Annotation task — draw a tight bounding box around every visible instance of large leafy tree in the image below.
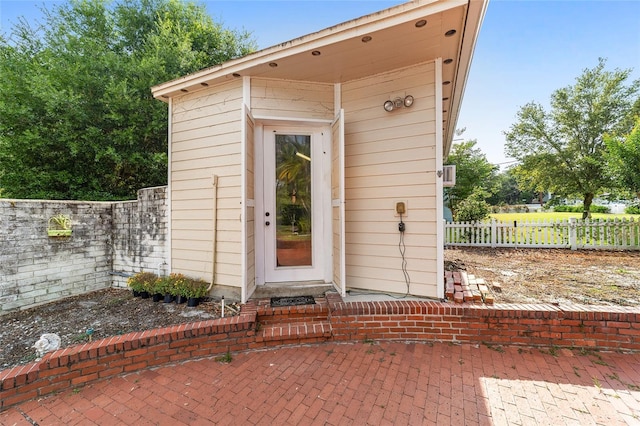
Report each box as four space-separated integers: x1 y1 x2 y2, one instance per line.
486 168 535 206
605 117 640 200
445 139 498 213
0 0 256 200
504 59 639 219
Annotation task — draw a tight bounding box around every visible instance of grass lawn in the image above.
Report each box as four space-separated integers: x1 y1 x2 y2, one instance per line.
490 212 640 222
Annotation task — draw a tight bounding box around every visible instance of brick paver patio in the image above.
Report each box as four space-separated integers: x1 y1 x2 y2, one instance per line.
1 341 639 425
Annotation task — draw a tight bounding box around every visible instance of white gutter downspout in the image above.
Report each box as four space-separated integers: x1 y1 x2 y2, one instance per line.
207 174 218 292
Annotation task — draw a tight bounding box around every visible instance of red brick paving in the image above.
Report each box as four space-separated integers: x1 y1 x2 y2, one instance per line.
1 342 639 425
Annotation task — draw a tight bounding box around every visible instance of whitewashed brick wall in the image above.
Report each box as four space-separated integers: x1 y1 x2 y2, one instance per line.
111 186 168 288
0 187 168 314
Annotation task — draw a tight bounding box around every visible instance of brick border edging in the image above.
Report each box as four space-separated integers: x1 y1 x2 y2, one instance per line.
2 295 639 412
326 293 640 350
0 312 257 411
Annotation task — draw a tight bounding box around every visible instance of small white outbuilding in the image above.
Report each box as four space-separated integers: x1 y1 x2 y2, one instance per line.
152 0 488 302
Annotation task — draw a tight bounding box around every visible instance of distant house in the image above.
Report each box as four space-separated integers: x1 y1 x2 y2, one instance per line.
151 0 488 302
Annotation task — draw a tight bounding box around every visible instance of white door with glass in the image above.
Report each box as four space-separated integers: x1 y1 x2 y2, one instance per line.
262 127 329 283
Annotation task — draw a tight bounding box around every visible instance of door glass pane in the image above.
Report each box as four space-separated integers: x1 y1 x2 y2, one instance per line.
275 134 312 267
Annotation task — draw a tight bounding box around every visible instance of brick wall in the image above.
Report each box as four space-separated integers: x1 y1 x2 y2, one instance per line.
325 294 640 350
0 187 168 313
1 295 638 412
111 187 168 288
0 311 257 412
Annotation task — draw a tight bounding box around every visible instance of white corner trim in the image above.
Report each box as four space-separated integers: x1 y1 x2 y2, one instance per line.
435 58 444 300
167 98 173 273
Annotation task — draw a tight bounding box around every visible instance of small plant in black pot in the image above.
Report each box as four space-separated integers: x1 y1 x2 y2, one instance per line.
127 272 157 299
149 278 164 302
155 276 175 303
183 277 209 307
170 273 190 304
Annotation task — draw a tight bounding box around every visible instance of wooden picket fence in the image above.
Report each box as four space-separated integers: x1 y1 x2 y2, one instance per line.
445 218 640 250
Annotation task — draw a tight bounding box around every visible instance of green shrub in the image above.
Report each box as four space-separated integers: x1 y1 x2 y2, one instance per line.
167 273 189 296
154 276 173 295
625 203 640 214
182 278 210 299
454 188 490 222
127 272 158 292
590 205 610 213
553 204 610 214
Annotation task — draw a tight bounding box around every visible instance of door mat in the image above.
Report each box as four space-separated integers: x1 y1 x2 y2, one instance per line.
270 295 316 307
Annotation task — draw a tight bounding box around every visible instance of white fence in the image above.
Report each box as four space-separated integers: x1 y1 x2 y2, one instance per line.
445 218 640 250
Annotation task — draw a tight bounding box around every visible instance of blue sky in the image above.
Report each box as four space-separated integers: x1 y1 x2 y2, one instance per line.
1 0 639 167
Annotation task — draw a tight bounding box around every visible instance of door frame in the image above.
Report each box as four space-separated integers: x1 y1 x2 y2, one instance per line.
255 122 332 285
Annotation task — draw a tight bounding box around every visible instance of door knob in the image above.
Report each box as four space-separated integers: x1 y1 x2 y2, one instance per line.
265 212 270 216
265 221 270 226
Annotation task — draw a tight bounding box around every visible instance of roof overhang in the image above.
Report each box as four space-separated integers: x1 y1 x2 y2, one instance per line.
151 0 488 152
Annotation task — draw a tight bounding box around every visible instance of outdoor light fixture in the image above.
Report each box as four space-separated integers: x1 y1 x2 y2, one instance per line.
403 95 414 107
383 95 415 112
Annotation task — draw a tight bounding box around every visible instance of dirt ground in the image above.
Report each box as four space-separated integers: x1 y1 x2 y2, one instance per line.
445 247 640 306
0 288 238 371
2 248 639 371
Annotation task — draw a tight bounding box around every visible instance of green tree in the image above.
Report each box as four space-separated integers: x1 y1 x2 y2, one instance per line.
445 139 497 213
486 168 535 206
605 117 640 200
0 0 256 200
454 187 490 222
504 58 640 219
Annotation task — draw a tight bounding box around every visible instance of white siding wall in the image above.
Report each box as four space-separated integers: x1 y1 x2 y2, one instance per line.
331 113 343 288
251 78 334 120
342 62 438 297
170 81 244 289
245 110 256 299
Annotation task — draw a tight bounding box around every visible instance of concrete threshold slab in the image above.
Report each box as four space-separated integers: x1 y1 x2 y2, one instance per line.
251 282 334 299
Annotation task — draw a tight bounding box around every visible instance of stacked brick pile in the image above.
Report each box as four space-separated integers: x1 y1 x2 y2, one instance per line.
444 271 495 305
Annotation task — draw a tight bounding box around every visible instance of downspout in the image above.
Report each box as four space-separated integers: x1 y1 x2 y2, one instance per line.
207 174 218 292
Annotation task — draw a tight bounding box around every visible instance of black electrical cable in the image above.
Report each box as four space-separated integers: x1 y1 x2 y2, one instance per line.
398 213 410 296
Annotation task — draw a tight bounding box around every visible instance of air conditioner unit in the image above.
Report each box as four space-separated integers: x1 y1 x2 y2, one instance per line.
442 165 456 187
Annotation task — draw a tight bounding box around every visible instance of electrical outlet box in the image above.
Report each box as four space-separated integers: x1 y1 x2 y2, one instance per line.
395 200 408 217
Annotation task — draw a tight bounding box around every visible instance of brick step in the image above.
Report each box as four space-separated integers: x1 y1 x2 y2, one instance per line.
258 321 332 345
255 298 329 325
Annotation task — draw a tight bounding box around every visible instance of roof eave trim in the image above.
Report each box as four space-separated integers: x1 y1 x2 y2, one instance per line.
151 0 468 99
444 0 489 158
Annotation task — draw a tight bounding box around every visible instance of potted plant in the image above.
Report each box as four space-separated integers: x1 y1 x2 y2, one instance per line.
47 214 72 237
127 272 157 298
149 278 164 302
169 273 189 304
183 277 209 307
155 276 174 303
